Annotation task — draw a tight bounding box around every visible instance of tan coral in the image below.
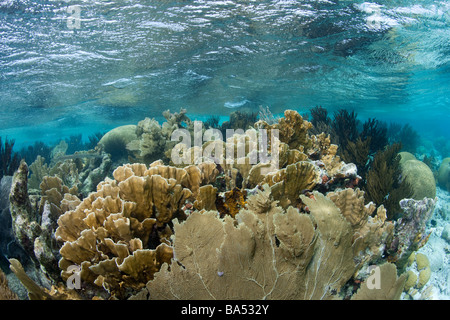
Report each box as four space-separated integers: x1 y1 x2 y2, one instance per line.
143 185 388 300
55 162 199 298
326 188 394 264
194 185 218 211
351 263 406 300
256 109 312 150
264 161 321 208
1 267 18 300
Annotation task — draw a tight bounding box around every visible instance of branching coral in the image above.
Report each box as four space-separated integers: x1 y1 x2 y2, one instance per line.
6 108 432 301
28 150 112 197
126 118 167 165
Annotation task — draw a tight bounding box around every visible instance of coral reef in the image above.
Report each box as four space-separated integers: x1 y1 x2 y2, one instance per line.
220 110 258 136
125 118 168 165
364 143 414 219
123 109 194 165
330 109 359 150
402 252 433 299
256 109 313 150
9 161 40 263
28 150 112 198
0 137 20 180
138 185 396 300
9 161 81 282
258 106 279 125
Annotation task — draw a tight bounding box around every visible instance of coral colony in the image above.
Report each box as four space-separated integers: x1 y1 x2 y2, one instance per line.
0 108 443 300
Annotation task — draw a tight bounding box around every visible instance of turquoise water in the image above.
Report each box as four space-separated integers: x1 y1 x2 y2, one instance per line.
1 0 449 148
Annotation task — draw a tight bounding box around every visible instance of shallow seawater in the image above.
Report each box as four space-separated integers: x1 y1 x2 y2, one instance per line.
0 0 449 301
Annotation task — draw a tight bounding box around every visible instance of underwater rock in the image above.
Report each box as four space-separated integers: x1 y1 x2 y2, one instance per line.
400 159 436 200
9 161 41 263
442 224 450 243
437 157 450 192
55 161 220 299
